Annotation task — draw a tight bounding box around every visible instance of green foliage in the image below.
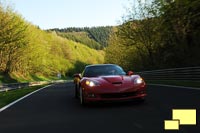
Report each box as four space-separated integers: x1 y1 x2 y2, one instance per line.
0 5 28 73
105 0 200 71
49 26 113 49
86 26 112 47
105 28 141 71
56 31 102 50
158 0 200 67
0 3 104 83
19 25 104 79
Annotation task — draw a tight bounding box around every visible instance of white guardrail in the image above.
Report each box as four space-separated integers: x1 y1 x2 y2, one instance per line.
136 66 200 81
0 80 68 92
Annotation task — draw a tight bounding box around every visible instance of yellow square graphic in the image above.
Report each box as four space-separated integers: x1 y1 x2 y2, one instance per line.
164 120 179 130
172 109 196 125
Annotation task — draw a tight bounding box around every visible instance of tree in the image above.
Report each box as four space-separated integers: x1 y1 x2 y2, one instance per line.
106 0 200 71
0 4 28 73
115 0 163 70
158 0 200 67
105 28 142 71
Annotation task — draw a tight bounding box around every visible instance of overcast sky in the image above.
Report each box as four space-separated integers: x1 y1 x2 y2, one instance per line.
7 0 130 29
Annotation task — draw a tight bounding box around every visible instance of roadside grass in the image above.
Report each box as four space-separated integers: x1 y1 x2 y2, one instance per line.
146 80 200 88
0 72 72 84
11 73 64 82
0 85 47 108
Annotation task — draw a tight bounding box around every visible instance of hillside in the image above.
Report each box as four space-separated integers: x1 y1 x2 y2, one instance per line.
56 31 102 50
49 26 113 49
0 4 104 83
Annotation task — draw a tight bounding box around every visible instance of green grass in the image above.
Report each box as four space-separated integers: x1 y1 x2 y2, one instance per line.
0 72 72 84
0 85 47 108
146 80 200 88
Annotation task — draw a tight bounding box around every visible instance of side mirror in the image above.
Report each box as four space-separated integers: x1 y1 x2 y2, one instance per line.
73 73 82 79
73 73 82 84
127 71 134 76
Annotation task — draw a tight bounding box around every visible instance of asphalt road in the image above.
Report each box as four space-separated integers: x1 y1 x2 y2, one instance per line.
0 82 199 133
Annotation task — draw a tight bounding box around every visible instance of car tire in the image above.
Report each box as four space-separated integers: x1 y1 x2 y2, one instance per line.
138 97 145 103
75 84 78 98
79 87 86 105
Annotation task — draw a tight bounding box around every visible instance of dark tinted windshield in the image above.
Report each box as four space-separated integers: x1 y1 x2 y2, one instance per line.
83 65 125 77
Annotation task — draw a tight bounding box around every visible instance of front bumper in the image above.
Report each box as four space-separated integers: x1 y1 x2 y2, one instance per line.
83 89 147 102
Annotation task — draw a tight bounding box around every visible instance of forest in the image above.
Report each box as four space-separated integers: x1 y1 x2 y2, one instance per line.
49 26 113 49
1 0 200 83
0 3 104 83
105 0 200 71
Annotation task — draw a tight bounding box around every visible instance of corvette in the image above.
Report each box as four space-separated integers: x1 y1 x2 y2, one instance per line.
73 64 146 105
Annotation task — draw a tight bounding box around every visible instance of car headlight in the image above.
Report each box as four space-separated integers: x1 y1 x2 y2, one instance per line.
134 77 144 84
85 80 99 87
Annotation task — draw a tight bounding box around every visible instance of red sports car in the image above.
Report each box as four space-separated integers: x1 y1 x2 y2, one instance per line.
74 64 146 105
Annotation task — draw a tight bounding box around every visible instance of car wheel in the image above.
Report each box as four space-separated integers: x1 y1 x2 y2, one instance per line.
79 87 85 105
75 84 78 98
138 97 145 103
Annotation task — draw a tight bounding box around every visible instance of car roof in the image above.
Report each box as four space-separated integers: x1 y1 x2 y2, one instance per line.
85 64 118 68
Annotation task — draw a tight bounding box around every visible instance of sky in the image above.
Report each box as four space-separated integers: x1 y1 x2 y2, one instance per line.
7 0 130 29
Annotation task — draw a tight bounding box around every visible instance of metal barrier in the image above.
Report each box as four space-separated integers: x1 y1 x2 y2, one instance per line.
136 66 200 81
0 80 68 92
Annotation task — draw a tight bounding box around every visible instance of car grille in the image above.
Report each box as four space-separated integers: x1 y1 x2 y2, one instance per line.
100 92 137 99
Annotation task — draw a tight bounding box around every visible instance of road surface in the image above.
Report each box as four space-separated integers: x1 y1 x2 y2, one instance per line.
0 82 199 133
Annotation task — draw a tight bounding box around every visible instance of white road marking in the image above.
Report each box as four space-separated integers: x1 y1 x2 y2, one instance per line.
0 84 52 113
148 84 200 90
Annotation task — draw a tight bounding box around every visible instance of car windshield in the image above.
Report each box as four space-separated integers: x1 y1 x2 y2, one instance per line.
83 65 126 77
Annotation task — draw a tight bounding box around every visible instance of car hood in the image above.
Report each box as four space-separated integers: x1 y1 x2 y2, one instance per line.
81 75 143 93
101 76 124 84
85 75 141 83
